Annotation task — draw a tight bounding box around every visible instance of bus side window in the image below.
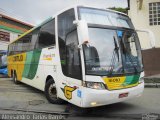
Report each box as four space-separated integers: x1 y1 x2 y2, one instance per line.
30 29 40 50
21 34 32 52
58 8 76 76
65 30 82 80
36 19 55 49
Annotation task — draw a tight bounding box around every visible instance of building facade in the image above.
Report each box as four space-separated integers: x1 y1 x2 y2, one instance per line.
128 0 160 49
0 14 33 51
128 0 160 76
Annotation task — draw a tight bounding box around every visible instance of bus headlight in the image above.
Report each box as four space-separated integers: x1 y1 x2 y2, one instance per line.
84 81 106 90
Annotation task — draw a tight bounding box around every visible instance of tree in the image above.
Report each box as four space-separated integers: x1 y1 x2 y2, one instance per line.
108 7 128 14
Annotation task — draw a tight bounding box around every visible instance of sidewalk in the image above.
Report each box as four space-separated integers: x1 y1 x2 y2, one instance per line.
144 74 160 88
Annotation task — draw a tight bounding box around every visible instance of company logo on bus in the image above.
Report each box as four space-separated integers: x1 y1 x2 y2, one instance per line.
61 86 76 100
42 54 55 61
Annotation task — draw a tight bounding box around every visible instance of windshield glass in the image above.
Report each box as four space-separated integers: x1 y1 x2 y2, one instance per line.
83 28 123 76
83 28 143 76
117 30 143 73
78 7 133 29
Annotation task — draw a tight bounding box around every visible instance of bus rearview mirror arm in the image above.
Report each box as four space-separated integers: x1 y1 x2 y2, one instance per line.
135 29 156 48
73 20 90 49
78 42 90 49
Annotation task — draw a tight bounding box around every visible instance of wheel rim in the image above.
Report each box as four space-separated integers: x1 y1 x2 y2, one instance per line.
48 83 58 100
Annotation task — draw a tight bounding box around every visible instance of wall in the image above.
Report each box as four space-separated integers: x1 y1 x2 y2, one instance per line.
0 15 33 51
128 0 160 49
0 29 19 50
142 48 160 76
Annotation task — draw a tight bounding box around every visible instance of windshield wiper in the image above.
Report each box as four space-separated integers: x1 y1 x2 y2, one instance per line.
114 37 119 62
108 37 120 76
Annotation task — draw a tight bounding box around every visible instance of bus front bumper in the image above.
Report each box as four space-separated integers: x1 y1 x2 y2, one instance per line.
81 82 144 108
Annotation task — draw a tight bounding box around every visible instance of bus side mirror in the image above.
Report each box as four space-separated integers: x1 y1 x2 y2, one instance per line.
73 20 90 49
135 29 156 49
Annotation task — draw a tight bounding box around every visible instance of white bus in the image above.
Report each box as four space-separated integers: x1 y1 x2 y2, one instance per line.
8 5 144 108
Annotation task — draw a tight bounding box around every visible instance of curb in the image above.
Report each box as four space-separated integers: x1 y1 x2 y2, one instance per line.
144 77 160 88
145 83 160 88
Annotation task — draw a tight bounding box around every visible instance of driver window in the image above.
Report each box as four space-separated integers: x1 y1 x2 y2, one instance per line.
65 30 82 80
83 45 100 69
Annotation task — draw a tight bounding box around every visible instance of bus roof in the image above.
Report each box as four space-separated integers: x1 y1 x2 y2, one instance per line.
10 5 128 44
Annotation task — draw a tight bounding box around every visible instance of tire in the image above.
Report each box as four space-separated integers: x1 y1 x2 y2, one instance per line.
45 79 64 104
13 71 20 84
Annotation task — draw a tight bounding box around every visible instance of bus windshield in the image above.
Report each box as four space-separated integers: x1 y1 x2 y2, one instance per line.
83 28 123 76
83 28 143 76
78 7 133 29
78 7 143 76
119 30 143 74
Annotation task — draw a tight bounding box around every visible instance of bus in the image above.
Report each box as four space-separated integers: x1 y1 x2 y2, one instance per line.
7 5 144 108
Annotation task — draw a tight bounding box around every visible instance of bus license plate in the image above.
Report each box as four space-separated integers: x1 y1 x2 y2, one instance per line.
119 92 128 98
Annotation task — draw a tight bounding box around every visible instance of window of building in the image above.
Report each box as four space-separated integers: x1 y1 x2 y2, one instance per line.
149 2 160 25
36 19 55 49
0 31 10 42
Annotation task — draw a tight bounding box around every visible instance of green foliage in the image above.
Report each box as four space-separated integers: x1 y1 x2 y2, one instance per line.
109 7 128 14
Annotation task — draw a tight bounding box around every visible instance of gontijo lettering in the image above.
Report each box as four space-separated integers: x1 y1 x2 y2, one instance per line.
13 55 23 62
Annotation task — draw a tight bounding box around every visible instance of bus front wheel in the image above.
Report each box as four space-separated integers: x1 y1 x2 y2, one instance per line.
13 71 20 84
45 79 64 104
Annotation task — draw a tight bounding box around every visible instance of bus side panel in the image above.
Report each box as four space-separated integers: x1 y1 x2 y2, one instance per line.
7 53 27 80
22 49 42 79
20 48 57 91
36 48 58 91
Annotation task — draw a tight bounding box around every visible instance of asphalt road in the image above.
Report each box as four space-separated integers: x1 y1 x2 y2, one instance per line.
0 77 160 120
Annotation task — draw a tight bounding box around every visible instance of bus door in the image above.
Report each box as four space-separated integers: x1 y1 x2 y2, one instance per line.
57 8 83 105
62 29 83 106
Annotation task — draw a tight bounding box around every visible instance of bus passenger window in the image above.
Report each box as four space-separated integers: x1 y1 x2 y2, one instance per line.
36 19 55 49
30 29 40 50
